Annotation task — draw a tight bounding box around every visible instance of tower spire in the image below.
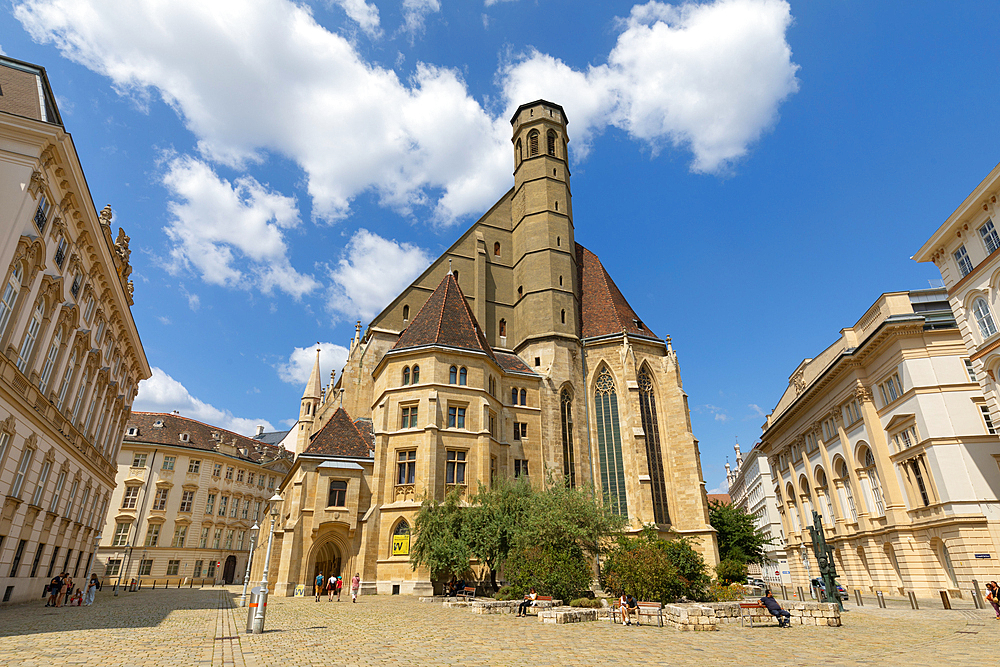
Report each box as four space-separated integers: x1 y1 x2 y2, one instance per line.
303 345 322 400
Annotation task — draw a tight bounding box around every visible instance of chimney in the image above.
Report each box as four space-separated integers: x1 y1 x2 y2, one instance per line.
256 425 265 436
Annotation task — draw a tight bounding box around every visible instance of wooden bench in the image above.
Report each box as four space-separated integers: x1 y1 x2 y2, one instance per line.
739 601 771 628
610 601 662 626
512 594 554 615
456 586 477 601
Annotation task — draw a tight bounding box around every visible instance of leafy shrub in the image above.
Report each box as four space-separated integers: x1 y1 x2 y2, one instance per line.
569 597 604 608
493 585 518 601
707 582 746 602
715 558 747 585
503 544 592 602
601 527 710 603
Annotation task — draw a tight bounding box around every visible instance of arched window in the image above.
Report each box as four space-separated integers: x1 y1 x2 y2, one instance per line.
547 130 557 156
560 309 566 324
459 367 467 385
556 236 560 247
403 305 409 321
402 366 410 386
57 349 76 411
511 387 518 405
449 366 457 384
861 447 885 516
815 468 834 525
638 368 670 524
519 388 526 406
412 365 419 384
494 242 501 257
392 520 411 557
935 539 958 588
0 263 23 337
515 138 522 162
528 130 539 156
799 475 814 522
973 297 997 338
836 458 857 522
499 319 506 338
16 300 44 373
786 483 800 533
594 367 628 517
560 389 576 487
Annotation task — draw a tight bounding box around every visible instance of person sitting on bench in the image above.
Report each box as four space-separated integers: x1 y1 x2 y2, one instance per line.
760 590 791 628
517 588 537 617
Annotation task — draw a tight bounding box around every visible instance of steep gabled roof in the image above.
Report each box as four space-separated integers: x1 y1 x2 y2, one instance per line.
577 243 658 340
125 412 291 464
391 272 497 363
302 407 372 458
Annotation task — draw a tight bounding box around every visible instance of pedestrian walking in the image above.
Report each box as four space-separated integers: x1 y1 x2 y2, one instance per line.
84 574 99 606
336 575 343 602
326 575 336 602
46 573 63 607
985 581 1000 619
315 572 325 602
350 573 360 602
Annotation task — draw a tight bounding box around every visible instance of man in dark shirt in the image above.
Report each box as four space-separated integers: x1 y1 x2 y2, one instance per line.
46 574 62 607
760 590 791 628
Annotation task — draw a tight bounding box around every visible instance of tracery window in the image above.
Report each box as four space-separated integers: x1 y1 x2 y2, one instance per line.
560 389 576 488
638 368 670 524
459 367 467 385
594 367 628 517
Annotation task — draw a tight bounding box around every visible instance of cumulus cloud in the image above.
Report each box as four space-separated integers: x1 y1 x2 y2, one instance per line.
134 367 275 436
401 0 441 37
502 0 800 171
325 228 431 322
330 0 381 36
161 154 319 298
276 342 350 386
698 403 731 422
15 0 799 225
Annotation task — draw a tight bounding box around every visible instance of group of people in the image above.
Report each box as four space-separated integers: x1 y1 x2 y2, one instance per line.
611 589 793 628
986 580 1000 619
314 572 361 603
444 576 467 597
45 573 100 608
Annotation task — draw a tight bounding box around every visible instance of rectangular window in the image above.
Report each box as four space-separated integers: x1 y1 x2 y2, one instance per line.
446 450 466 485
911 459 930 506
981 219 1000 254
172 526 187 548
954 245 974 277
113 522 130 547
121 485 140 509
401 406 418 429
162 456 176 471
31 459 51 506
513 422 527 440
207 560 217 577
893 426 916 452
11 449 34 498
237 530 246 551
225 467 234 481
965 359 977 382
212 529 222 550
29 543 45 577
75 487 89 524
212 463 222 477
981 404 997 435
188 459 201 474
514 459 529 478
241 500 249 520
199 527 209 549
880 373 902 405
489 412 496 438
236 469 245 483
268 476 275 490
105 559 122 576
230 499 238 518
9 539 26 577
152 488 169 511
144 524 160 547
166 560 180 576
179 490 194 513
328 480 347 507
192 560 203 577
396 450 416 485
254 501 262 522
448 406 466 428
205 493 216 515
34 194 49 232
132 453 147 468
218 496 228 516
138 559 152 576
224 530 234 550
247 472 255 486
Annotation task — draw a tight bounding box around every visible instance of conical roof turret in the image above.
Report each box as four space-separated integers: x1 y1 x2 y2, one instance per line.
303 346 322 400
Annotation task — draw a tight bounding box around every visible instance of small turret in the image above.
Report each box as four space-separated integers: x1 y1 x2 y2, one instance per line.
294 346 323 456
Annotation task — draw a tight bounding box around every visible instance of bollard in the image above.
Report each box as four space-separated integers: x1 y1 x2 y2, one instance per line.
972 590 982 609
940 590 951 610
854 589 864 606
797 586 805 601
780 584 788 601
907 591 919 609
876 590 886 608
972 579 984 609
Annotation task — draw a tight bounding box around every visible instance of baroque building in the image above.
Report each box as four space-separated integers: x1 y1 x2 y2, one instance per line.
758 288 1000 597
0 56 150 604
254 100 717 596
95 413 292 585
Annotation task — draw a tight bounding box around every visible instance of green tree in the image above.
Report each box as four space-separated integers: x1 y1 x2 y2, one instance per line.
708 499 772 565
464 475 532 592
504 543 592 602
517 478 626 556
715 558 748 585
409 489 470 580
601 527 710 603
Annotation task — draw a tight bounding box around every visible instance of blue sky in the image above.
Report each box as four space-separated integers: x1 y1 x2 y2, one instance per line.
3 1 998 495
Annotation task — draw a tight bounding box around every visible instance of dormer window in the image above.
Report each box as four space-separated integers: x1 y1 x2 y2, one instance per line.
153 420 164 428
633 319 644 330
126 427 139 437
179 433 190 443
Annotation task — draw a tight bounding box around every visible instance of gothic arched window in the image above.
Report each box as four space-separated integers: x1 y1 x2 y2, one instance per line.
511 387 518 405
519 388 526 406
547 130 557 156
594 367 628 517
638 368 670 524
449 366 457 384
402 366 410 386
459 367 467 386
494 242 501 257
412 365 419 384
499 319 506 338
528 130 539 156
561 389 576 487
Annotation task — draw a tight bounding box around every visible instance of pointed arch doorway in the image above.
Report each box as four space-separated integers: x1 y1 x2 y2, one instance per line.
314 540 342 582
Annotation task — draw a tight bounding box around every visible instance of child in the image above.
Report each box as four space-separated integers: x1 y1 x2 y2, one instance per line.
70 588 83 606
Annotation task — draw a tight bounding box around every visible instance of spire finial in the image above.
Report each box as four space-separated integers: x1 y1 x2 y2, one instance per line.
448 258 453 275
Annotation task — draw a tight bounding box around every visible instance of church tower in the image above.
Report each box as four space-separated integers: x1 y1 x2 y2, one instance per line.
295 347 322 455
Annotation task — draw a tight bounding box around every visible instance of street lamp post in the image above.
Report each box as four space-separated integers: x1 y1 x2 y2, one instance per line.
239 523 260 607
114 544 132 596
252 493 282 635
83 533 102 585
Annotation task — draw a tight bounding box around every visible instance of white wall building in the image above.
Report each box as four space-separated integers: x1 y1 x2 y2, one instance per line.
726 442 790 585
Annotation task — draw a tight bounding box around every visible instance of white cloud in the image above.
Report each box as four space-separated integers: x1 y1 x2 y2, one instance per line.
156 315 171 325
747 403 767 419
502 0 800 171
276 342 350 386
401 0 441 37
698 403 731 422
134 367 275 436
329 0 381 36
161 154 319 298
707 483 729 495
325 228 431 321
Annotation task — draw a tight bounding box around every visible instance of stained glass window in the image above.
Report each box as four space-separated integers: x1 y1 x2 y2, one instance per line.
638 368 670 524
594 368 627 517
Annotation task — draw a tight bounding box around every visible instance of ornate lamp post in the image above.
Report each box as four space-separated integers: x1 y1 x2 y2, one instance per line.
252 493 282 635
239 523 260 607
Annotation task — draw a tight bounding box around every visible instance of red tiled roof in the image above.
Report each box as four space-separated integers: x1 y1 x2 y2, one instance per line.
353 418 374 449
494 351 537 375
125 412 290 464
577 243 657 339
392 273 497 363
707 493 732 505
303 407 372 458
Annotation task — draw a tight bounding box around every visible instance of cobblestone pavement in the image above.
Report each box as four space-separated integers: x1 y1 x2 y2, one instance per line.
0 587 995 666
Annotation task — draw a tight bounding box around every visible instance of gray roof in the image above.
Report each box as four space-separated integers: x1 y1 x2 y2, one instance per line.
251 430 290 446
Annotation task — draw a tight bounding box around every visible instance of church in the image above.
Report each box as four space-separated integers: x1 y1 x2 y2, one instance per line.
253 100 718 597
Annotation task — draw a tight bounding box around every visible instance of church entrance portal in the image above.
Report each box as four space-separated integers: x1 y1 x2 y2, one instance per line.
223 555 237 584
314 540 342 582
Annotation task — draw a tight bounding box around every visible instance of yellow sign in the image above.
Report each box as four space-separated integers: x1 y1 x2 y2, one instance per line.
294 584 306 597
392 534 410 556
